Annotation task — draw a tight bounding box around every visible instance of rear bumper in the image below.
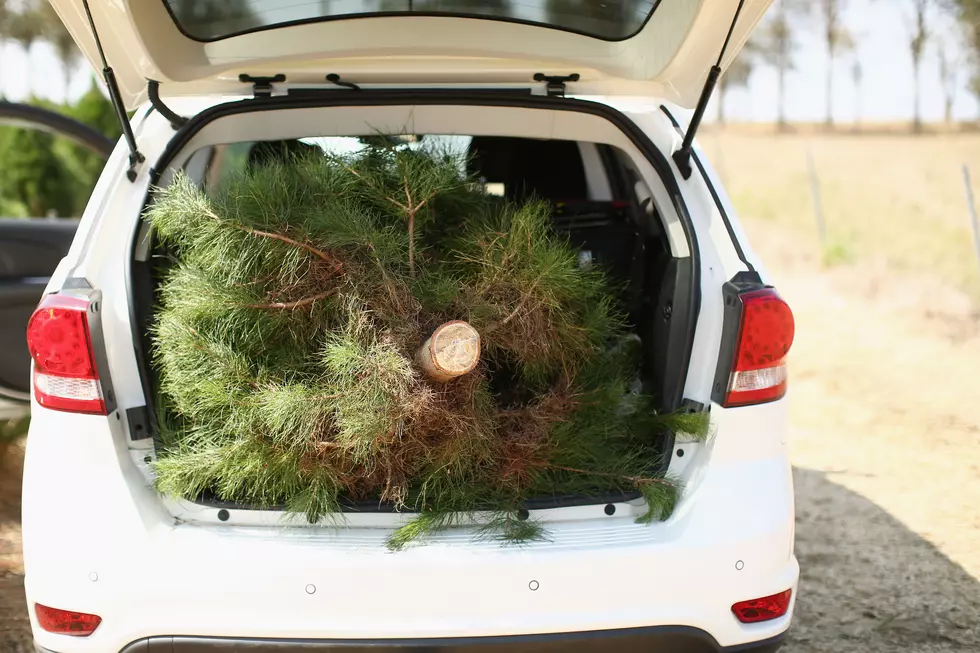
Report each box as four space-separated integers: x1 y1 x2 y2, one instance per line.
35 628 785 653
23 405 797 653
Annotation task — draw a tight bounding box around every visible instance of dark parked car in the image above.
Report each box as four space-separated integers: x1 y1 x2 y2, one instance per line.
0 101 110 415
0 218 78 414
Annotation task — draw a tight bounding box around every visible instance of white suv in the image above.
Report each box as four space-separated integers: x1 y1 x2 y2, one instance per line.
23 1 797 652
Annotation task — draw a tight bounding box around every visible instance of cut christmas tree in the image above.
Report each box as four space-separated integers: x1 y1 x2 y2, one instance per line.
147 139 707 549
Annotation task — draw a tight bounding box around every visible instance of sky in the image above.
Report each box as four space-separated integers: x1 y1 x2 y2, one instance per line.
0 0 976 124
714 0 979 123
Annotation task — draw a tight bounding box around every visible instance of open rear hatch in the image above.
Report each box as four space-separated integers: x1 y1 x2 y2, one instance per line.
42 0 777 531
49 0 772 108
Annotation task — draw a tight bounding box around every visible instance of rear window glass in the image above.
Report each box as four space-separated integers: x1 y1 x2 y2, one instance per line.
163 0 657 42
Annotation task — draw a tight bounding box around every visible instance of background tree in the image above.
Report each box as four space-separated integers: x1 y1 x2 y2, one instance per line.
852 58 863 127
3 0 43 94
0 1 10 92
0 124 73 216
819 0 856 126
756 0 808 130
716 44 758 126
41 3 81 97
948 0 980 117
909 0 931 132
165 0 259 39
393 0 510 13
0 0 80 97
0 84 119 217
546 0 645 38
938 47 958 123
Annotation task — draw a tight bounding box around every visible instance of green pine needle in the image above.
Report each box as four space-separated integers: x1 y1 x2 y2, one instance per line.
386 511 459 551
147 142 695 547
635 479 682 525
657 410 711 442
475 513 550 546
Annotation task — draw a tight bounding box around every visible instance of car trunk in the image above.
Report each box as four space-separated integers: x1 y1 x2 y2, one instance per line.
129 99 688 515
39 0 775 531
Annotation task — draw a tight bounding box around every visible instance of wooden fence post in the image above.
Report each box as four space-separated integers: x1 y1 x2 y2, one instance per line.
807 147 827 251
963 164 980 284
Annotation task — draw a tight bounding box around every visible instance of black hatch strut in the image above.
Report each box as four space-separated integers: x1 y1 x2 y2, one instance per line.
80 0 144 182
672 0 747 180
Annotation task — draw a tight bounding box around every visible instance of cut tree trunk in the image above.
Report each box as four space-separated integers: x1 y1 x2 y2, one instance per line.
417 321 481 382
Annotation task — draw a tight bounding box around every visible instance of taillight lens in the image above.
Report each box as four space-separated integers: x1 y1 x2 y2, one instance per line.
732 589 793 623
35 603 102 636
26 294 106 415
724 288 795 407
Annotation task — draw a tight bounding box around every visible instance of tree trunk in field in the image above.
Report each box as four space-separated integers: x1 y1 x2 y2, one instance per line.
913 57 923 133
825 50 835 127
417 321 481 382
777 64 787 131
939 49 955 126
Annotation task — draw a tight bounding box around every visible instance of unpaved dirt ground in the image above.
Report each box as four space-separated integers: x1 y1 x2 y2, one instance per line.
0 438 30 653
0 221 977 653
751 220 980 653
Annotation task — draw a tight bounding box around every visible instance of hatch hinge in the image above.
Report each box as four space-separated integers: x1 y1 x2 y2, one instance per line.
239 74 286 98
533 73 580 98
80 0 144 182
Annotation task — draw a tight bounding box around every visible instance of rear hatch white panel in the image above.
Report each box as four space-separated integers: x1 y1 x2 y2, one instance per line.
50 0 772 108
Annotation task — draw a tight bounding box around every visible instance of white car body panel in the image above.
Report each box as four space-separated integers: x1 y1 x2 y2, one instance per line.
24 403 795 653
48 0 773 109
22 94 796 652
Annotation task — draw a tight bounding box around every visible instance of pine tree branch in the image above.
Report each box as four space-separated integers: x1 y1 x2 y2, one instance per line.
407 211 416 276
498 278 543 327
245 289 337 310
245 227 344 275
481 277 544 335
403 177 413 212
196 202 344 274
548 465 675 487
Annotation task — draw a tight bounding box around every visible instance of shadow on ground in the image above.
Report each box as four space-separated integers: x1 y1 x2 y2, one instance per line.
1 460 977 652
1 438 30 653
787 468 980 653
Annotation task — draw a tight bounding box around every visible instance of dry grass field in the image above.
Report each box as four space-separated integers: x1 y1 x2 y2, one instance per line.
704 130 980 300
0 130 978 653
718 129 980 652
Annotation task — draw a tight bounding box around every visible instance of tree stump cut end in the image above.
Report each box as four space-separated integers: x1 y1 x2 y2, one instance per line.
417 320 481 382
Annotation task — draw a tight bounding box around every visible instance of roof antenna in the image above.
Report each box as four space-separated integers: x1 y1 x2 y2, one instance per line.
80 0 144 182
672 0 746 180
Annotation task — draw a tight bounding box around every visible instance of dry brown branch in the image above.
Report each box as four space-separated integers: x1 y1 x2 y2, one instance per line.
548 465 675 487
498 278 544 327
246 289 337 310
246 227 344 274
201 203 344 274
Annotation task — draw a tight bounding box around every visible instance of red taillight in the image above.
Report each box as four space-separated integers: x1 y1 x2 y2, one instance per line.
724 288 795 407
35 603 102 636
26 294 106 415
732 589 793 623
